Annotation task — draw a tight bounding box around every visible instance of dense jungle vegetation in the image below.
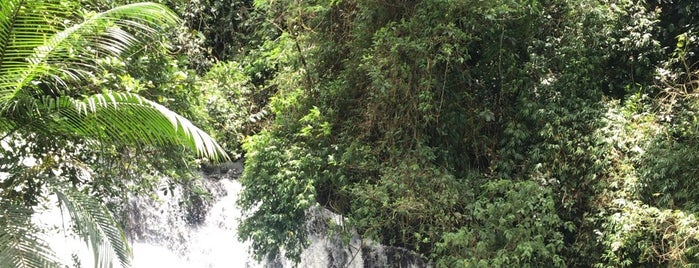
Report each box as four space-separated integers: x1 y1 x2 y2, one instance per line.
3 0 699 267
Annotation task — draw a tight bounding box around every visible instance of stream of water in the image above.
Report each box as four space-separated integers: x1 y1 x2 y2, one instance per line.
129 179 261 268
34 174 428 267
35 178 262 268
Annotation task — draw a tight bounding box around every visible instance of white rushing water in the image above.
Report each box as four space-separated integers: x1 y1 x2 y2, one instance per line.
34 173 428 268
35 177 262 268
129 179 261 268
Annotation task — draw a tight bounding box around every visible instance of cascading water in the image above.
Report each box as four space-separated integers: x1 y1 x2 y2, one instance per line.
34 168 263 268
35 165 430 268
128 177 261 268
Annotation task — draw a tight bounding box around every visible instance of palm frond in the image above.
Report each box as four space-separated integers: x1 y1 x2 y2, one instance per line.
35 92 228 161
54 187 131 268
0 1 180 110
0 202 62 268
0 116 15 134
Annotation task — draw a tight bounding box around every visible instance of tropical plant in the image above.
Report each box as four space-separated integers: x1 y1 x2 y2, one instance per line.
0 1 227 267
236 0 699 266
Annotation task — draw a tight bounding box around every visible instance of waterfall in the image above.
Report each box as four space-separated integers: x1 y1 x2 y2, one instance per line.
127 177 260 268
33 173 262 268
34 168 430 268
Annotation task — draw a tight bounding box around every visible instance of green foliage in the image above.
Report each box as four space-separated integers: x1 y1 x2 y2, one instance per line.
0 153 131 268
195 61 259 158
636 19 699 212
435 180 565 268
235 0 699 266
177 0 272 61
609 21 699 267
55 186 131 268
599 201 699 267
0 204 62 268
237 51 334 261
237 130 315 262
237 104 332 262
349 146 471 255
0 1 227 267
639 118 699 211
588 92 699 267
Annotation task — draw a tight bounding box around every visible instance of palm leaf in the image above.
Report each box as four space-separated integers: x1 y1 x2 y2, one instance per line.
0 1 227 160
0 203 62 268
28 92 228 161
55 187 131 268
0 116 15 135
0 1 180 110
0 1 226 268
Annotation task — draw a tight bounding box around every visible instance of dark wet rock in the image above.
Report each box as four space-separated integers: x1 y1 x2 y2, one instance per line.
271 206 431 268
200 158 244 179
